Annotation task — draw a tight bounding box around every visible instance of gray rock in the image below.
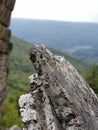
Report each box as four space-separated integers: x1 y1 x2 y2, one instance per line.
19 45 98 130
10 125 21 130
0 0 16 121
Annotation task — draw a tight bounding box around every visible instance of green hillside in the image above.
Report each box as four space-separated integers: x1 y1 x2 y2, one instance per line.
0 36 89 128
10 18 98 63
85 65 98 95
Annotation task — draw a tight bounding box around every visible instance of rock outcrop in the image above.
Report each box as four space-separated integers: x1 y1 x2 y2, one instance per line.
0 125 21 130
19 45 98 130
10 125 21 130
0 0 16 120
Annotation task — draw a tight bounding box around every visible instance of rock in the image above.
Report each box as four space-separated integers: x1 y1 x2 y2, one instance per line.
0 125 20 130
0 23 11 41
19 44 98 130
0 40 13 54
0 0 16 121
4 0 16 11
10 125 21 130
0 128 9 130
0 3 11 27
0 37 11 121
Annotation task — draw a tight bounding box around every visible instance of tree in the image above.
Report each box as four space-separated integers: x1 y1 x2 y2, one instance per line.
85 65 98 95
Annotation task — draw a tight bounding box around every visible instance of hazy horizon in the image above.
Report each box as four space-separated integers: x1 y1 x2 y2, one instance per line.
11 17 98 24
12 0 98 23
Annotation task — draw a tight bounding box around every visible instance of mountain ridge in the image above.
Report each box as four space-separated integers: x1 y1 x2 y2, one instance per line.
10 18 98 63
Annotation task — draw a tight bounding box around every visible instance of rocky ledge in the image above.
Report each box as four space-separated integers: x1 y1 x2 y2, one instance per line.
19 45 98 130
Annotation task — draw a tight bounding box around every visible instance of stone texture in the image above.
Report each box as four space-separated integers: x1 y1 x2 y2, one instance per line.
0 88 7 122
19 45 98 130
0 40 12 54
0 54 8 67
10 125 21 130
4 0 16 11
0 54 8 120
0 23 11 41
0 68 7 92
0 125 20 130
0 0 16 11
0 0 16 122
0 3 11 27
0 103 4 120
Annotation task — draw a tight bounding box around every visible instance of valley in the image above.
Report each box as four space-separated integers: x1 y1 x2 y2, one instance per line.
10 18 98 63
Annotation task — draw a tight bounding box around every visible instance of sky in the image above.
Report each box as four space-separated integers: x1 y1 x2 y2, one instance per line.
12 0 98 22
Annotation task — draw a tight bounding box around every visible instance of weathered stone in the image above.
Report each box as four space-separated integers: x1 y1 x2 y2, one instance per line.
0 54 8 67
0 55 8 106
0 102 4 120
0 0 16 122
0 59 8 121
0 66 7 92
4 0 16 11
0 78 7 92
0 88 7 105
0 3 11 27
0 40 13 54
0 0 16 11
0 0 3 4
0 23 11 41
19 45 98 130
0 88 7 122
10 125 21 130
0 125 21 130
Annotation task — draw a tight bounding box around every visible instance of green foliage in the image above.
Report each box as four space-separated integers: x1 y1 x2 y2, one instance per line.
1 90 22 128
0 36 89 128
85 65 98 95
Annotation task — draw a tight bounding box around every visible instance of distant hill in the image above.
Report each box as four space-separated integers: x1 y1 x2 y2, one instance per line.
10 18 98 63
1 36 89 127
10 36 89 75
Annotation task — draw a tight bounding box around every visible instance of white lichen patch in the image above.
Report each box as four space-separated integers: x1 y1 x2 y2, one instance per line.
19 94 34 108
28 73 38 84
20 108 37 122
19 94 36 122
28 73 42 86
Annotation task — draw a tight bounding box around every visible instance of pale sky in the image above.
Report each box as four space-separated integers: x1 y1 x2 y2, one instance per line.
12 0 98 22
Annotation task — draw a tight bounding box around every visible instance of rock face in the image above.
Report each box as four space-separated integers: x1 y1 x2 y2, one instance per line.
10 125 21 130
19 45 98 130
0 125 21 130
0 0 16 120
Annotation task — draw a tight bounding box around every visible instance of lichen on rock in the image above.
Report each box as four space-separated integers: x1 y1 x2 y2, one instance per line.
19 44 98 130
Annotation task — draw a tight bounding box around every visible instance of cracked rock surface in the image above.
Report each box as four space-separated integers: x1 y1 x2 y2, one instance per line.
0 0 16 120
19 45 98 130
